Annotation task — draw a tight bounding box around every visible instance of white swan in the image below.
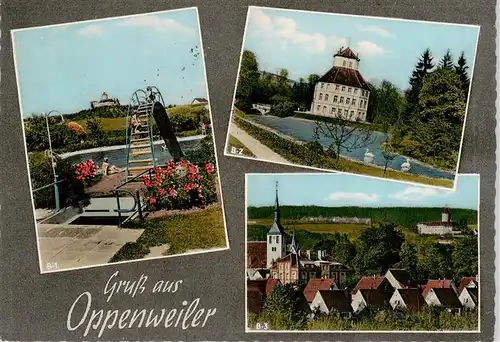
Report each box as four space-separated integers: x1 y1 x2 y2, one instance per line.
401 157 411 172
364 148 374 163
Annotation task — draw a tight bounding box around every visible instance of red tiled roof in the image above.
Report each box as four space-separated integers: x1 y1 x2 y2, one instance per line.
419 221 456 226
458 277 478 294
431 288 462 308
247 279 281 297
247 288 265 315
304 278 337 303
396 288 426 312
422 279 454 297
247 242 267 269
318 66 370 90
352 276 385 295
334 47 360 61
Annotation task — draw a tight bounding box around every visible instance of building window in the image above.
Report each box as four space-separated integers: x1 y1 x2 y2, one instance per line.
354 88 358 95
269 236 272 243
340 96 344 104
342 61 346 66
326 84 330 89
316 105 320 111
344 109 349 115
349 62 352 68
348 87 352 93
342 86 346 92
346 98 350 105
276 236 279 244
319 93 323 100
325 94 329 101
358 111 362 116
323 106 327 113
309 272 316 278
331 107 336 114
272 247 276 252
335 85 340 91
352 99 356 106
320 83 324 88
351 110 355 117
333 95 338 103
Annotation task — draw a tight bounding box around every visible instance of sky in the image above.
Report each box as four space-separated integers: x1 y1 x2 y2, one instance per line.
246 174 479 210
12 8 208 117
243 7 480 90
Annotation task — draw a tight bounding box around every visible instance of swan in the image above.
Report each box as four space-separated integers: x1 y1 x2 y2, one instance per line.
401 157 411 172
364 148 374 163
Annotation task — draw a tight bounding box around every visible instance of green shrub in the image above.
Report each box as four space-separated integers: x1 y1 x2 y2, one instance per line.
269 100 296 118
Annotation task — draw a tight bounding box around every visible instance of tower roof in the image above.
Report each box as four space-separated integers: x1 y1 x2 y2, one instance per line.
334 47 360 61
267 181 286 235
318 66 370 90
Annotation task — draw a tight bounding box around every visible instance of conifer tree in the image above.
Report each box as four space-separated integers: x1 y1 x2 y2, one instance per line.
439 49 454 71
455 51 470 96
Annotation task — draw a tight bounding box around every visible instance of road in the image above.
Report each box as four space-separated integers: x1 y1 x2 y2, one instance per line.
229 124 289 164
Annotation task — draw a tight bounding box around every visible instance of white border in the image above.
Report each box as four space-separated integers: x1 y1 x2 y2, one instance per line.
244 172 481 333
11 7 230 275
225 6 481 192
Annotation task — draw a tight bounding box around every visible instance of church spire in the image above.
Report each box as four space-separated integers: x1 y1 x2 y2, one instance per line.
274 181 280 223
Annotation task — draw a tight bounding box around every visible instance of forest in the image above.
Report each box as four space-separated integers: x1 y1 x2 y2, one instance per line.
235 48 472 170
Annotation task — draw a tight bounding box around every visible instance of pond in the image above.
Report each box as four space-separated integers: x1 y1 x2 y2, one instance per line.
248 115 454 180
65 139 203 168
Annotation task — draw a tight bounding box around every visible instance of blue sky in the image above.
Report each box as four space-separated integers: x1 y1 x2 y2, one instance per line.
12 8 207 116
247 174 479 210
243 7 480 90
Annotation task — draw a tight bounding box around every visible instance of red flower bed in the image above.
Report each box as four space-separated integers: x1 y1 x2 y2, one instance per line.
73 160 99 185
142 159 217 211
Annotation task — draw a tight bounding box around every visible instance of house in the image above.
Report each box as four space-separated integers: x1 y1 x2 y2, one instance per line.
303 278 339 303
310 46 370 122
260 70 297 86
351 289 391 313
310 290 353 318
458 287 478 311
247 241 267 279
385 269 417 289
246 278 281 315
458 276 478 294
424 288 462 314
390 288 426 312
266 182 349 285
422 279 458 297
351 276 393 301
417 208 461 235
90 92 120 109
191 97 208 104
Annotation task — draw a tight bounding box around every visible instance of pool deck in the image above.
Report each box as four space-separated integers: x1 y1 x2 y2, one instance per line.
37 223 144 272
86 172 147 197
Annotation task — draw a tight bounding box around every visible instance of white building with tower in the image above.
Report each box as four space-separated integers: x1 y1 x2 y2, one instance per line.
417 208 461 235
310 46 371 122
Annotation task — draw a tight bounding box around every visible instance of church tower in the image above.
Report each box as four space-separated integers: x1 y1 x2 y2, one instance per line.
266 181 286 268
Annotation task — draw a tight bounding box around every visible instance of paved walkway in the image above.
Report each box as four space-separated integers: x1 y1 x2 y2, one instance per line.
37 224 144 272
230 124 288 164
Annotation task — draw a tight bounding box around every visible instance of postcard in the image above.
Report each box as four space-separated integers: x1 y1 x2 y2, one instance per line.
246 173 479 332
12 7 228 273
226 7 480 189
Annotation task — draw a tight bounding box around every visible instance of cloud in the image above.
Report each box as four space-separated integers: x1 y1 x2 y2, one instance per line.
115 15 194 35
326 192 379 202
357 25 396 38
77 25 105 37
248 8 383 56
354 41 386 57
389 186 451 201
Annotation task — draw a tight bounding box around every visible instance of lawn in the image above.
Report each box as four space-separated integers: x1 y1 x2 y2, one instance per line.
227 135 256 157
77 117 126 131
110 205 227 262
